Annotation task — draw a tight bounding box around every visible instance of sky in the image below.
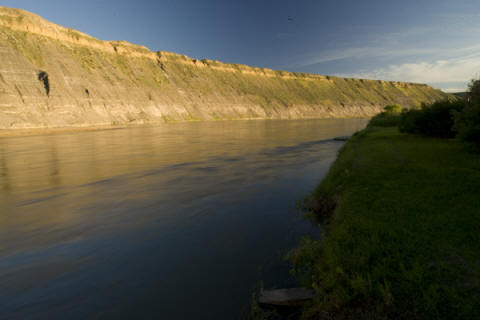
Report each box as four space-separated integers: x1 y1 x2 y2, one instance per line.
1 0 479 92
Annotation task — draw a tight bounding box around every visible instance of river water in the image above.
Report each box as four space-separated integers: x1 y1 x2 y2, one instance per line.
0 119 367 319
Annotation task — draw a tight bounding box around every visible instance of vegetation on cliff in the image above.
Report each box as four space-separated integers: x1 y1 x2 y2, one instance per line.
0 6 450 129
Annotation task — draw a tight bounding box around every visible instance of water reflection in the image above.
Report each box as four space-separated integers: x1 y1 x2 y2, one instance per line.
0 119 367 319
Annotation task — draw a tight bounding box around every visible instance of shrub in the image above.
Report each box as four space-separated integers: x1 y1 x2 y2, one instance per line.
38 71 49 96
399 100 465 138
398 108 422 133
301 189 339 225
454 79 480 150
368 104 403 127
384 103 402 113
369 113 401 127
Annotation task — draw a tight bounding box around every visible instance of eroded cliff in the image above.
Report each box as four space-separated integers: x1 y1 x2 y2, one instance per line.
0 7 450 129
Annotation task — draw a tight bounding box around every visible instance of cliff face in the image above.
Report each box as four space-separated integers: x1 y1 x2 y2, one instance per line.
0 7 449 129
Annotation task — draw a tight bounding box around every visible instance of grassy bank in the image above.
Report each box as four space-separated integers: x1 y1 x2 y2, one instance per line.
292 126 480 319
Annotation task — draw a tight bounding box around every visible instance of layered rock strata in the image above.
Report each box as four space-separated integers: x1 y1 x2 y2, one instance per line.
0 7 449 129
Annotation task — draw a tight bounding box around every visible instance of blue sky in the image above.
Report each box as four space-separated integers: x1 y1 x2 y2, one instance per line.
1 0 479 92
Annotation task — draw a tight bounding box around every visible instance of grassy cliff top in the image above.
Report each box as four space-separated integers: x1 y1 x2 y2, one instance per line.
0 6 439 87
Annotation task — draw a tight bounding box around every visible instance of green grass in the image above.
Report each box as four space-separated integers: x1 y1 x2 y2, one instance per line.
292 126 480 319
72 46 97 71
2 27 44 67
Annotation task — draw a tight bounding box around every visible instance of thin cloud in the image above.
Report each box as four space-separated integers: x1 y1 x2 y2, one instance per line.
291 16 480 70
285 16 480 91
295 46 434 67
296 43 480 69
293 26 436 68
336 54 480 89
442 88 468 93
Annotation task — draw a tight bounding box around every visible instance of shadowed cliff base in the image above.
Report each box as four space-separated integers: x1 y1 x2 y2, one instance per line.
0 6 450 130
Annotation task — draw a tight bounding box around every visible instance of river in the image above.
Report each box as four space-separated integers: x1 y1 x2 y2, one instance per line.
0 119 367 319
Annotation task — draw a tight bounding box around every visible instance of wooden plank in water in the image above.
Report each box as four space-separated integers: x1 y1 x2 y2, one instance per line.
333 136 350 141
259 287 315 306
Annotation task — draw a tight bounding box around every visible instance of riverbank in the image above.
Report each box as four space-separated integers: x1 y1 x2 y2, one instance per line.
292 126 480 319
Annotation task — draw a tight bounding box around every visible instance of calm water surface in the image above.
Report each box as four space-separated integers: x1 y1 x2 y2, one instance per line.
0 119 367 319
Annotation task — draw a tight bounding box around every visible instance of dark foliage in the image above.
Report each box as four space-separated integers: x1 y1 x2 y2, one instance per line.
38 71 50 96
302 189 339 225
399 100 465 138
454 79 480 150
